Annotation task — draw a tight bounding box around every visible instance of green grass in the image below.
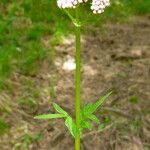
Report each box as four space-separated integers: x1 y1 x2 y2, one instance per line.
0 0 149 84
129 95 140 104
14 133 43 149
16 79 41 113
0 118 10 135
0 0 67 81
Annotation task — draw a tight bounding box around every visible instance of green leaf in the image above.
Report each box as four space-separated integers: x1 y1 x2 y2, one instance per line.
34 114 66 120
87 114 100 124
53 103 68 116
82 103 94 116
81 121 92 130
94 91 112 111
65 116 77 137
82 91 112 116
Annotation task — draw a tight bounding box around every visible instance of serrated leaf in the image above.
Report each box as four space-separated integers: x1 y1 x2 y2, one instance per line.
53 103 68 116
87 114 100 124
81 121 92 130
65 116 77 137
82 91 112 116
34 114 66 119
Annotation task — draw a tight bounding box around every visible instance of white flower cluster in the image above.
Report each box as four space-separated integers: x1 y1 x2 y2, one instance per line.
57 0 88 9
57 0 110 14
91 0 110 14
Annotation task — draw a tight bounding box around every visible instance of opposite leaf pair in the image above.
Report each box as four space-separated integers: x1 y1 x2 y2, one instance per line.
34 91 112 138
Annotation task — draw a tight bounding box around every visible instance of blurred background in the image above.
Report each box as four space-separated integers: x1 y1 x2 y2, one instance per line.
0 0 150 149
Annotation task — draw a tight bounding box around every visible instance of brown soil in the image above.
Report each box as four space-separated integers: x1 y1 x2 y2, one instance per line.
0 16 150 150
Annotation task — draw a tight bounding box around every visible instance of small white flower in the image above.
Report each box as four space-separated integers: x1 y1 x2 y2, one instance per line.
91 0 110 14
57 0 88 9
57 0 110 14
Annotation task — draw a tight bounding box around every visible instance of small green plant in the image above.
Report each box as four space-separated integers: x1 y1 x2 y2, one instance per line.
129 95 139 104
35 1 112 150
14 133 43 149
0 118 10 135
35 92 112 137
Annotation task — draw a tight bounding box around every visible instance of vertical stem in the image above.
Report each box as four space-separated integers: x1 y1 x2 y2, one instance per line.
75 8 81 150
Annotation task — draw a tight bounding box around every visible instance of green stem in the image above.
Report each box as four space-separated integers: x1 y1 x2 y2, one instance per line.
64 9 76 23
75 8 81 150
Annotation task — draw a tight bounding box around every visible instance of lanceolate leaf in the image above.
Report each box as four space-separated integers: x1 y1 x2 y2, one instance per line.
53 103 68 116
94 91 112 112
82 91 112 116
81 121 92 130
87 114 100 124
82 103 95 116
65 116 77 137
34 114 66 120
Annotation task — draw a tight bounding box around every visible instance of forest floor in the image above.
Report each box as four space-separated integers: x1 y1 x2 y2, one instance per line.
0 15 150 150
